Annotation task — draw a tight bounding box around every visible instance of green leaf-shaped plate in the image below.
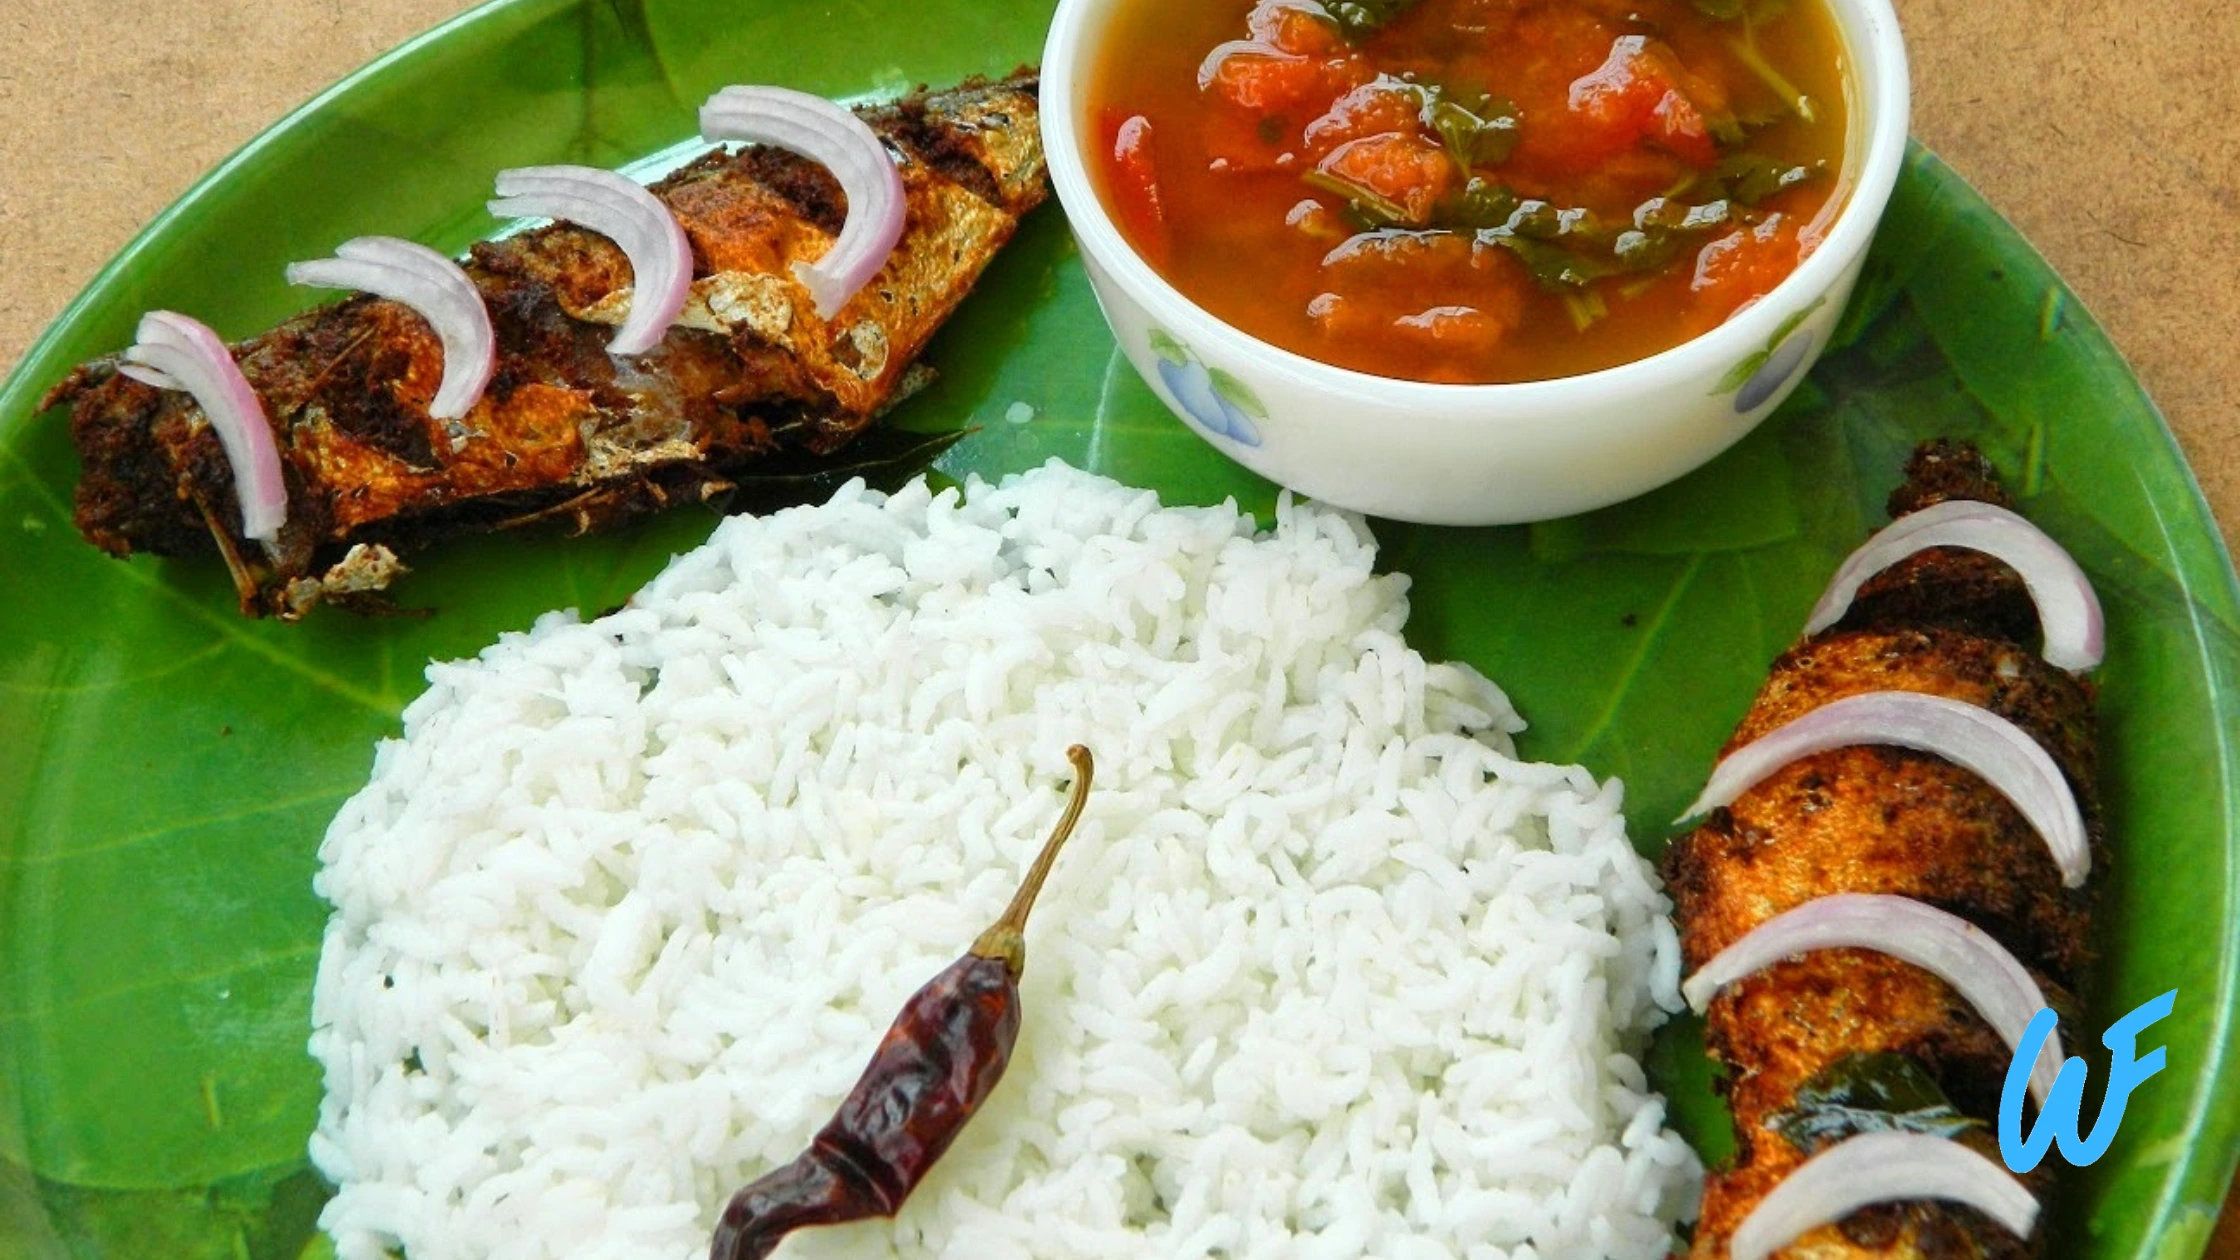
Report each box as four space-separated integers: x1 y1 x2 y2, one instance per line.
1 1 2235 1256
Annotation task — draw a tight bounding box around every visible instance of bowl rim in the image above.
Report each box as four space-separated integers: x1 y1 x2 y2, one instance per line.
1039 0 1913 404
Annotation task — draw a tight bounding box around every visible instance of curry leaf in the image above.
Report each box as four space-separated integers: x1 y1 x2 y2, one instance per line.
1712 153 1824 205
1423 93 1521 170
1691 0 1790 24
1770 1053 1983 1154
1303 168 1415 231
1439 177 1521 231
1491 235 1625 289
1316 0 1423 40
1471 195 1736 293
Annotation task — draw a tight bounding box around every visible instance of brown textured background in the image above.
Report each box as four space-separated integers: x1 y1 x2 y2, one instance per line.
0 0 2235 1249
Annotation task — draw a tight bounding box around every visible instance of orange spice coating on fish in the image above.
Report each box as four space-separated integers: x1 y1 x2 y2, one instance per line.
45 73 1047 618
1662 441 2096 1260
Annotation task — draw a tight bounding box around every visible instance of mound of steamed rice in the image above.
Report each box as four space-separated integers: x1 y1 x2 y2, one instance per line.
308 461 1700 1260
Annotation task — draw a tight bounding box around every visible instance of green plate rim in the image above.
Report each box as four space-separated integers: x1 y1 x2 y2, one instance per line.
1914 149 2240 1250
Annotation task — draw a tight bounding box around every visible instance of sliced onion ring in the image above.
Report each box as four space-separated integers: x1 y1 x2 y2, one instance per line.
1730 1131 2037 1260
488 166 692 356
115 362 179 390
1677 690 2089 888
1682 893 2064 1107
286 237 495 421
1804 498 2105 672
119 312 287 543
698 86 906 321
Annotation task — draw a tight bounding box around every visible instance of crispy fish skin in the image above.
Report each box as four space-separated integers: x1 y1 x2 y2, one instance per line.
1667 629 2100 978
1701 951 2051 1260
1666 443 2093 1260
44 73 1046 618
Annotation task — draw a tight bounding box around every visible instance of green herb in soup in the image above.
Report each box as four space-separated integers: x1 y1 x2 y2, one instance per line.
1090 0 1849 383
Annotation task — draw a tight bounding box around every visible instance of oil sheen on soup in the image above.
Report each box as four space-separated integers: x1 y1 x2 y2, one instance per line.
1089 0 1850 384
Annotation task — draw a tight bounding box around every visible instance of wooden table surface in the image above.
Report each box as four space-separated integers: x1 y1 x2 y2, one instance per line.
1 0 2235 1252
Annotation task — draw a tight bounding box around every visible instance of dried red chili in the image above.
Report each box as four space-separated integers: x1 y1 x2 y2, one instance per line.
708 745 1097 1260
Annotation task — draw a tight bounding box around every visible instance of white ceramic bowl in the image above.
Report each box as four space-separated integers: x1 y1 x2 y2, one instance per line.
1040 0 1910 525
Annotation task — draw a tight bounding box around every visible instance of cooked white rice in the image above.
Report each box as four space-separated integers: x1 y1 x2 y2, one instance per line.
308 461 1700 1260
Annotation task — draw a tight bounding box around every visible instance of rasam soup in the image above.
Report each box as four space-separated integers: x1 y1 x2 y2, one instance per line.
1089 0 1850 384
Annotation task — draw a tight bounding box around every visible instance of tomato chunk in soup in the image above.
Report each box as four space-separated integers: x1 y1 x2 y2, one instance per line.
1090 0 1848 383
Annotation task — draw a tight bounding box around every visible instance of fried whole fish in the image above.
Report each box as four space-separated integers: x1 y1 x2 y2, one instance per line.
44 73 1046 618
1664 441 2098 1259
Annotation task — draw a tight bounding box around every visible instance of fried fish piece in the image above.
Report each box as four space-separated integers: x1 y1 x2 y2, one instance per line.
1667 628 2099 980
45 72 1047 619
1664 441 2095 1260
1697 949 2053 1260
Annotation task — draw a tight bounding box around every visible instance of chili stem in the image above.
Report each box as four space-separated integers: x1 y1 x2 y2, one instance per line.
970 745 1095 972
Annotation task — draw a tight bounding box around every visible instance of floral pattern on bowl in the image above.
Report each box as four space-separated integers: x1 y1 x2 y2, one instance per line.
1149 328 1265 448
1718 297 1825 413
